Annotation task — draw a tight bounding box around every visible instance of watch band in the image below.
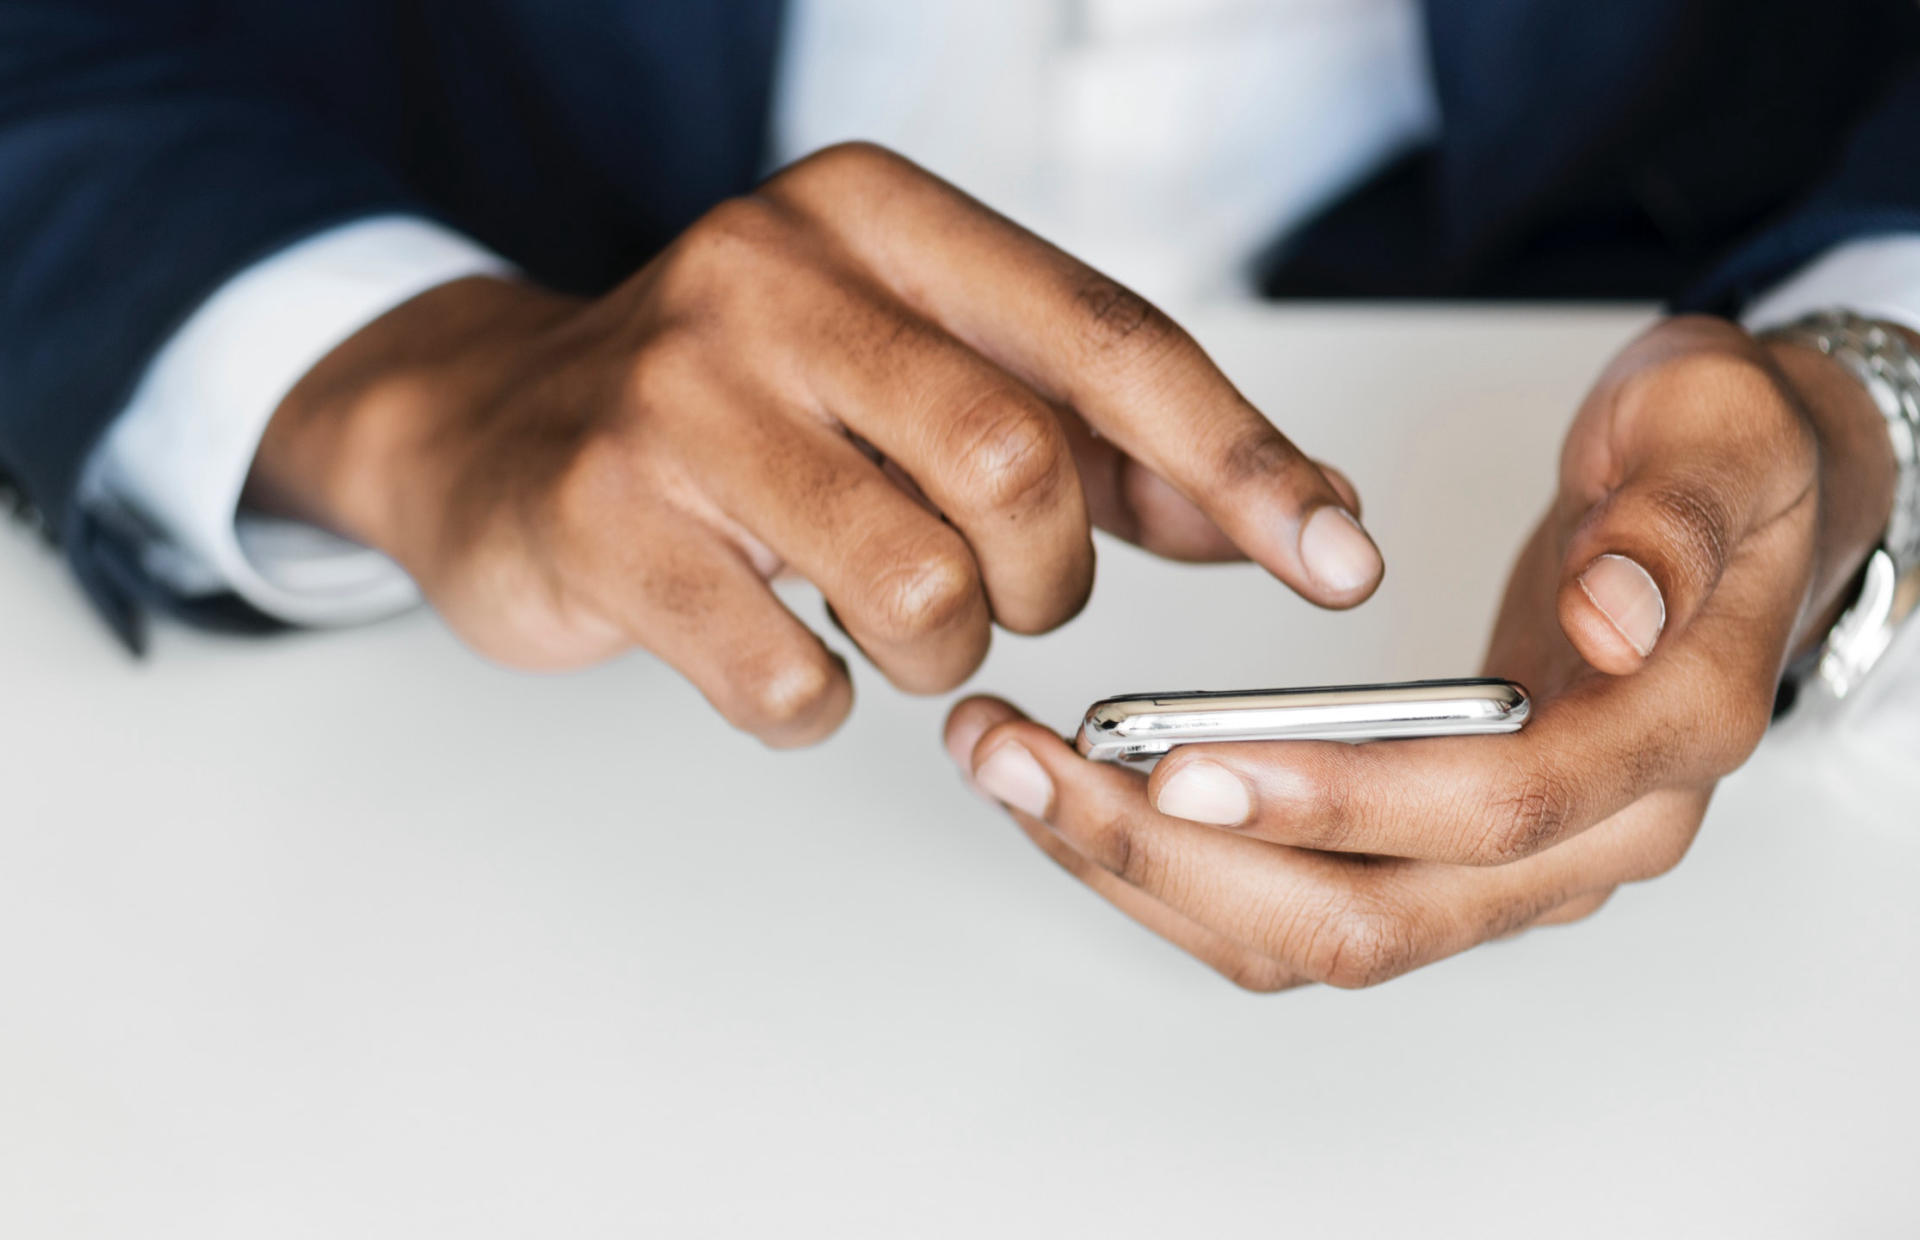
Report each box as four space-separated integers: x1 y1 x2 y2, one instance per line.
1761 310 1920 704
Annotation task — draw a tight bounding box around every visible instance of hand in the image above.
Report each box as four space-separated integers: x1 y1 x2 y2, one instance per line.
947 315 1897 990
250 143 1380 746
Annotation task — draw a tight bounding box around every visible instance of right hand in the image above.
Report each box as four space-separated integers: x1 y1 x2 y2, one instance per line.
944 316 1899 991
251 143 1382 746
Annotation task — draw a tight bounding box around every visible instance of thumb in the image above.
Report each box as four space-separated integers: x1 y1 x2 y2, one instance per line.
1556 469 1738 675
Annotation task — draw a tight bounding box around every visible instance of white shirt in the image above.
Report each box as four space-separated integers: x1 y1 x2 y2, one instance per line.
81 0 1920 693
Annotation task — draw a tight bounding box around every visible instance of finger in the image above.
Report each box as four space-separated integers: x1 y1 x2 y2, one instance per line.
1558 345 1818 675
963 709 1402 976
1531 888 1614 927
766 144 1383 607
1018 812 1309 992
946 697 1304 992
1013 814 1307 993
795 289 1095 633
667 386 992 694
965 716 1704 987
1144 629 1771 866
1044 410 1359 564
1053 411 1361 563
1491 889 1613 940
1052 408 1244 561
568 509 853 747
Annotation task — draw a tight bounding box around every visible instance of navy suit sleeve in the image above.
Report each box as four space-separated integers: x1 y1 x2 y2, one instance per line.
1682 64 1920 316
0 1 418 640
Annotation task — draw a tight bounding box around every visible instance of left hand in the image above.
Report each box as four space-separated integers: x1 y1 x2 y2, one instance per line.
945 316 1898 990
253 144 1380 748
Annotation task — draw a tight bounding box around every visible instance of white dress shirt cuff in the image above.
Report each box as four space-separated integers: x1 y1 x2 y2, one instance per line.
81 215 512 627
1741 234 1920 336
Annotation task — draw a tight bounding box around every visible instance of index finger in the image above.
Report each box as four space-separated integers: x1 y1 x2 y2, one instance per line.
763 143 1383 607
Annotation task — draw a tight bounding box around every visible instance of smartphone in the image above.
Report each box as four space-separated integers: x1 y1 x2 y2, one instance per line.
1074 677 1529 762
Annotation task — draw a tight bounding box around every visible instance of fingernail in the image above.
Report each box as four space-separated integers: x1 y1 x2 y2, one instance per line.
946 715 990 773
1153 760 1251 826
974 743 1053 819
1579 554 1666 657
1299 506 1382 595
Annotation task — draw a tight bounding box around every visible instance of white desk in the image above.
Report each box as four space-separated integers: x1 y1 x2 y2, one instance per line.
3 309 1915 1237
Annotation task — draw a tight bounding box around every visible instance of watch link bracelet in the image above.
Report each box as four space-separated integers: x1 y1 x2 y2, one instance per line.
1762 309 1920 709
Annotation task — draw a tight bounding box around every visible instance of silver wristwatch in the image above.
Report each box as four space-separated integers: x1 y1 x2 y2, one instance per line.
1761 309 1920 708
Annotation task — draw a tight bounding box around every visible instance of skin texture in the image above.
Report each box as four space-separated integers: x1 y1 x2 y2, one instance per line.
951 316 1901 991
250 142 1380 747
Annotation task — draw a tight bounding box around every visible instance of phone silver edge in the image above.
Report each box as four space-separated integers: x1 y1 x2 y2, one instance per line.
1074 678 1530 763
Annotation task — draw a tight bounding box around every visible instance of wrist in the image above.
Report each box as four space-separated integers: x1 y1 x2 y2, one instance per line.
247 275 580 572
1761 331 1902 653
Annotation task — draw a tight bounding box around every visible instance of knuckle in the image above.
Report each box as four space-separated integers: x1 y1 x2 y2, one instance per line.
1474 766 1577 864
657 195 793 306
766 141 911 213
782 139 900 188
868 309 944 366
550 422 642 538
696 194 790 251
1273 746 1405 856
1622 718 1683 789
949 391 1069 513
1086 808 1157 886
1480 890 1569 940
1307 896 1421 990
732 649 843 738
1285 761 1357 853
624 326 710 416
1638 480 1734 590
1219 423 1311 491
866 538 980 643
1072 273 1183 364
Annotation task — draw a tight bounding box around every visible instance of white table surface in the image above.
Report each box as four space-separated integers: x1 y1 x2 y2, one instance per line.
3 308 1915 1238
